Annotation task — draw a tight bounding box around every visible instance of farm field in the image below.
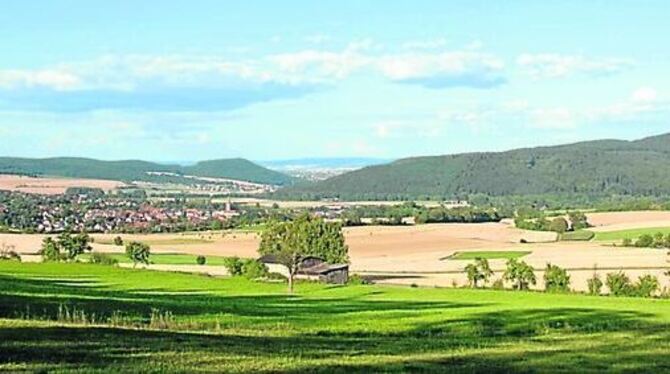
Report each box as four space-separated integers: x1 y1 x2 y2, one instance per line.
3 211 670 291
1 262 670 372
0 174 125 195
594 227 670 242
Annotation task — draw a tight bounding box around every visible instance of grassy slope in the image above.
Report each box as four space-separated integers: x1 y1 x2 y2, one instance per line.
80 253 229 265
595 227 670 241
1 263 670 372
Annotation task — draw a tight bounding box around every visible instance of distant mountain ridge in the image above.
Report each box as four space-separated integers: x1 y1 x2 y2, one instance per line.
0 157 296 186
275 133 670 200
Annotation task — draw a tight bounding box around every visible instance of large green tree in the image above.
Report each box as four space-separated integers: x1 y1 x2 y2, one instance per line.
259 214 348 293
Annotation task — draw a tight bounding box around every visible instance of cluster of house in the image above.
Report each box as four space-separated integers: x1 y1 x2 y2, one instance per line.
28 200 240 233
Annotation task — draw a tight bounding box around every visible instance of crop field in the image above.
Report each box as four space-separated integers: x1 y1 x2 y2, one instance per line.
594 227 670 242
1 262 670 372
445 251 531 260
0 174 125 195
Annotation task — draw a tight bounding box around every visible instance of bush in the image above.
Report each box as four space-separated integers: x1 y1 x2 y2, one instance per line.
606 271 634 296
635 234 654 248
549 217 569 234
503 258 536 290
241 259 268 279
634 274 659 297
587 273 603 295
622 238 633 247
90 252 118 266
223 257 244 276
492 279 505 290
544 263 571 293
125 242 151 267
196 255 206 265
0 243 21 262
113 236 124 246
40 237 65 262
347 274 371 285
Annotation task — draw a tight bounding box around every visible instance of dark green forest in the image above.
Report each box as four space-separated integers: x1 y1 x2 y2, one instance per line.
275 133 670 201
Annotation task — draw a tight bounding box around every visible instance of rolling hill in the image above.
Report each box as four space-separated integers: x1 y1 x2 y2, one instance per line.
275 133 670 200
0 157 296 186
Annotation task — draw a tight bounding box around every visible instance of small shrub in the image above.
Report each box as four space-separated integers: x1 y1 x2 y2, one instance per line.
606 271 634 296
223 256 244 276
544 263 571 293
347 274 371 285
196 255 207 265
0 243 21 262
635 234 654 248
635 274 659 297
587 273 603 296
40 237 65 262
410 283 419 288
125 242 151 267
622 238 633 247
113 236 124 246
520 239 528 244
90 252 118 266
492 279 505 290
549 217 569 234
241 259 268 279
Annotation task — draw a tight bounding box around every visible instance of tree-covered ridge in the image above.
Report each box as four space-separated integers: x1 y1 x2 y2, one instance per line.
0 157 296 186
276 133 670 200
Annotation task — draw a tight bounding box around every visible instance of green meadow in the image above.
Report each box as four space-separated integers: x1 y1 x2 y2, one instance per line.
594 227 670 242
2 262 670 372
80 253 229 265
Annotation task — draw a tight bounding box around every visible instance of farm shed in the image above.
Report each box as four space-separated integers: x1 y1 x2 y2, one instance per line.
259 255 349 284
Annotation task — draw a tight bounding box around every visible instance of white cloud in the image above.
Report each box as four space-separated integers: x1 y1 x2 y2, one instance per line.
517 53 632 78
0 69 81 90
631 86 658 103
377 51 504 81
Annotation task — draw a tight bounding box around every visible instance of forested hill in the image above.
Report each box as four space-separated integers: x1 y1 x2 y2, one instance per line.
0 157 296 186
274 133 670 200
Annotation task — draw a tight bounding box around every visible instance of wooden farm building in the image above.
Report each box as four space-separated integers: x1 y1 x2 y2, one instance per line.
259 255 349 284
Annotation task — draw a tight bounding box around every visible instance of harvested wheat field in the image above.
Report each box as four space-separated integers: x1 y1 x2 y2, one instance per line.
4 211 670 292
587 211 670 232
0 175 125 195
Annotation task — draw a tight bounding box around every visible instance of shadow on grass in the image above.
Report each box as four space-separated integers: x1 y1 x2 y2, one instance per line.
1 273 670 372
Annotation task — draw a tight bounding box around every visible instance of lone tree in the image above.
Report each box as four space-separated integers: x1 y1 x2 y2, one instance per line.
126 241 151 267
464 258 494 288
503 258 536 290
259 214 348 293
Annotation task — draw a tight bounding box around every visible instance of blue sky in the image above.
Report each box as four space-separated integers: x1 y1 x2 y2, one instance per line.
0 0 668 162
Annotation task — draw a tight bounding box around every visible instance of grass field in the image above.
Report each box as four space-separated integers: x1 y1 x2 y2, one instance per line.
445 251 531 261
5 263 669 372
95 237 214 246
594 227 670 242
80 253 230 265
559 230 596 241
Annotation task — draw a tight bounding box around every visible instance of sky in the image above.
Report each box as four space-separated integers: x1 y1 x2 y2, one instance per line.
0 0 668 162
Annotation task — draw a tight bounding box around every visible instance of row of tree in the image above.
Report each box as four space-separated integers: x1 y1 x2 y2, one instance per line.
464 258 667 297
